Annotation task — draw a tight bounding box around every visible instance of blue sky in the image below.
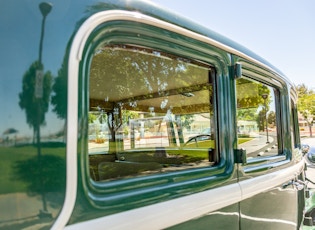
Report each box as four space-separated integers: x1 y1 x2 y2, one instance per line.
152 0 315 89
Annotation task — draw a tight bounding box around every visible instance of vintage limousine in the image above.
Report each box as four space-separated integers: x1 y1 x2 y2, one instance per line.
1 1 314 229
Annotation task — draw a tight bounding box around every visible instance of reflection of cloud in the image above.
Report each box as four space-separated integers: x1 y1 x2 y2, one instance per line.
3 128 18 135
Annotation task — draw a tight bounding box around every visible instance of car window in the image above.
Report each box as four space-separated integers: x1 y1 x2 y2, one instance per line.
88 45 217 181
236 77 280 158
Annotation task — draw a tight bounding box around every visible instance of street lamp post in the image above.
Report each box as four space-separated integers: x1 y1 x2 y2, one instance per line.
36 2 52 218
262 93 270 144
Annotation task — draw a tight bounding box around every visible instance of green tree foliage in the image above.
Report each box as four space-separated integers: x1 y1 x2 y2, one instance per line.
122 110 139 125
180 114 195 130
267 111 276 127
297 84 315 115
51 58 67 120
297 84 315 136
236 78 271 131
236 78 270 110
90 46 190 107
19 61 52 141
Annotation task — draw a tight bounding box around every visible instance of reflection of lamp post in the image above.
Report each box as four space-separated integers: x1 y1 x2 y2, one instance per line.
262 93 269 143
36 2 52 218
36 2 52 97
39 2 52 66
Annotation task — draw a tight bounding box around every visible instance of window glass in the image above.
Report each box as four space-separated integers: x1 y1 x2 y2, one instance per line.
88 45 216 181
236 77 279 158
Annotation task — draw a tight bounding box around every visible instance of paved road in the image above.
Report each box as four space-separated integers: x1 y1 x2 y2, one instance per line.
301 137 315 147
302 137 315 189
301 137 315 229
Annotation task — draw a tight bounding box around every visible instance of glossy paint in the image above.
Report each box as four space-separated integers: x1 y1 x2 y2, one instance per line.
0 1 306 229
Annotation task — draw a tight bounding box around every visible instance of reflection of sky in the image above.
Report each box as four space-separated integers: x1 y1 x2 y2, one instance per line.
0 0 85 137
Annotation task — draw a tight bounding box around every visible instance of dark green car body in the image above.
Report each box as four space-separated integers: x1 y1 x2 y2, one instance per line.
0 1 311 229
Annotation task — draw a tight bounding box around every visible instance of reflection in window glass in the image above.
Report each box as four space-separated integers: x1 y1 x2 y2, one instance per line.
88 45 216 181
236 77 279 158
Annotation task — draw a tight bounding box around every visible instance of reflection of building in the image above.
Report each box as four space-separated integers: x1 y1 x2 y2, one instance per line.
2 128 18 146
189 114 211 134
237 120 258 135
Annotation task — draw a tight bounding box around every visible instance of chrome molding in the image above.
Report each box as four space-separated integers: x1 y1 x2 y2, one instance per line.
65 182 242 230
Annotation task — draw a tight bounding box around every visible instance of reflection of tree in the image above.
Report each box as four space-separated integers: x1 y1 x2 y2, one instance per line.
267 111 276 127
15 154 66 195
297 84 315 137
90 46 185 102
236 78 270 110
237 108 257 122
17 2 54 219
180 114 195 130
122 110 139 125
236 78 271 131
90 46 209 152
257 110 265 131
51 56 68 142
19 61 52 143
51 58 67 121
256 110 275 131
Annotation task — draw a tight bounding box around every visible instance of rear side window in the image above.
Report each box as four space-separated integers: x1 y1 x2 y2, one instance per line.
88 45 217 181
236 77 280 158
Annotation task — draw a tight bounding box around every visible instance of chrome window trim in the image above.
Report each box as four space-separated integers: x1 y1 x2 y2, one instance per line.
52 10 298 229
65 182 242 230
239 160 304 200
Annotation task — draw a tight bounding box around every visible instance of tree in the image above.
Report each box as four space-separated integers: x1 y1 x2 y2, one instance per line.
267 111 276 127
297 84 315 137
19 61 52 142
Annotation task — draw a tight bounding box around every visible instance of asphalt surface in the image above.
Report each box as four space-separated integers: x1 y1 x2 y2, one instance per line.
301 137 315 229
302 137 315 190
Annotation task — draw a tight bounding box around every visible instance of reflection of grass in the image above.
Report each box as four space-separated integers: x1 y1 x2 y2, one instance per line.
184 140 214 148
0 144 65 194
179 140 213 159
238 138 253 144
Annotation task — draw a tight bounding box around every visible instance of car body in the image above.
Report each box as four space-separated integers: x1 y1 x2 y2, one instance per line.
0 1 312 229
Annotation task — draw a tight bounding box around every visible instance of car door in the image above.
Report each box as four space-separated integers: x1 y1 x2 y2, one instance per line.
62 10 242 229
235 64 305 230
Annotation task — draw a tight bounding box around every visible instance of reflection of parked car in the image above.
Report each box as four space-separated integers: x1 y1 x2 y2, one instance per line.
201 127 211 134
184 134 211 147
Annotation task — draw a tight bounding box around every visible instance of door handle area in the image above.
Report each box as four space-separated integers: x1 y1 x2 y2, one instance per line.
282 180 305 191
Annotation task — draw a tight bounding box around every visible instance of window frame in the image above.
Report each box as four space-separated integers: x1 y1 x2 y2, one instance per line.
78 14 234 212
290 88 301 149
235 62 292 174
